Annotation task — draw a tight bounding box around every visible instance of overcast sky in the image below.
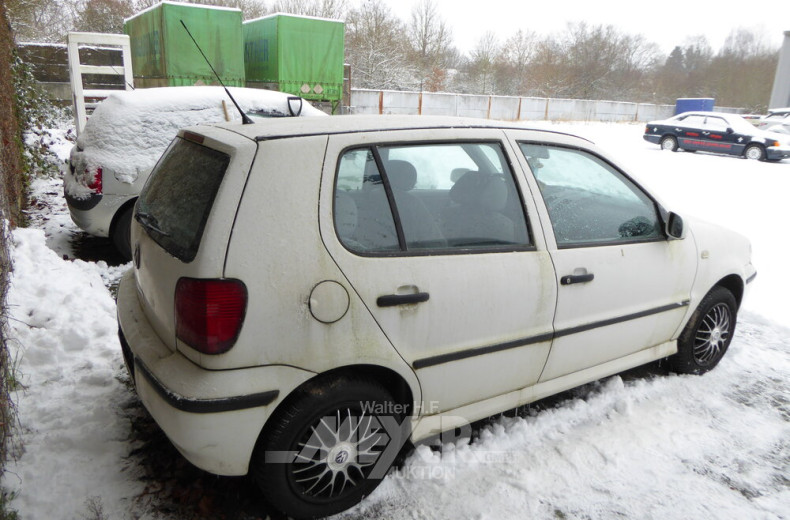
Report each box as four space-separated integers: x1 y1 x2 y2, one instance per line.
368 0 789 55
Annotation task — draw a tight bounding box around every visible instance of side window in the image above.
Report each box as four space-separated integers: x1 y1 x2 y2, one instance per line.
334 143 531 254
705 117 729 131
519 143 662 247
334 149 399 252
680 115 705 126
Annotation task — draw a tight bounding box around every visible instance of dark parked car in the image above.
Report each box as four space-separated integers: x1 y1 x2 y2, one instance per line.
644 111 790 161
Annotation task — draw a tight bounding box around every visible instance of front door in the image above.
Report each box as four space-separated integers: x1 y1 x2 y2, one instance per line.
701 114 742 155
511 138 697 381
320 129 557 413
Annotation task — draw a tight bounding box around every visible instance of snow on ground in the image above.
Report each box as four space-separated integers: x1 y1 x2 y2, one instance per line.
5 227 144 518
345 317 789 519
3 120 789 519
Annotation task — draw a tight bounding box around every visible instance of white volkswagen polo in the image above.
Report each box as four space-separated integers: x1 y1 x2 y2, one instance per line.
116 115 756 519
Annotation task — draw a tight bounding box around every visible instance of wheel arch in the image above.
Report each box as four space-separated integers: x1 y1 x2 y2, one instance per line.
316 364 416 416
743 142 765 158
659 134 679 150
109 196 137 236
714 274 745 310
254 363 417 450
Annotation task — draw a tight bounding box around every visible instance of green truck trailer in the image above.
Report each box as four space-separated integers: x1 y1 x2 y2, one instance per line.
124 1 245 88
244 14 344 111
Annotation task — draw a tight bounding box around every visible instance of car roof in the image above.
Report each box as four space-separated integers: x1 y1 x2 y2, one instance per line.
677 111 736 118
204 114 592 143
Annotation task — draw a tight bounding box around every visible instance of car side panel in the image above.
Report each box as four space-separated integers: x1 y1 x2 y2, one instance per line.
221 134 422 399
319 129 558 413
676 122 706 151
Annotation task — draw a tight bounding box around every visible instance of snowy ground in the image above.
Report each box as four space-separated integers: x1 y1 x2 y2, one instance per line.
2 120 789 519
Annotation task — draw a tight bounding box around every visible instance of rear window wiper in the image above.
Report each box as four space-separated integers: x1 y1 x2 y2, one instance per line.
135 211 170 237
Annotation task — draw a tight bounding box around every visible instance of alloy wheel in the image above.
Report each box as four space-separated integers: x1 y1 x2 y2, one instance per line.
290 407 386 500
693 302 731 366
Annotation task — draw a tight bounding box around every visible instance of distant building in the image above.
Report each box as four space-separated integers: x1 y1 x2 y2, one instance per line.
769 31 790 109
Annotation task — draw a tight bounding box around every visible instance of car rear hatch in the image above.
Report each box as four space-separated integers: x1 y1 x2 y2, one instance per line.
131 127 256 367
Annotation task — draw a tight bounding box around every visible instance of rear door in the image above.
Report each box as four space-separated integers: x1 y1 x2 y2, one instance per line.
701 115 740 155
320 128 557 413
675 114 707 151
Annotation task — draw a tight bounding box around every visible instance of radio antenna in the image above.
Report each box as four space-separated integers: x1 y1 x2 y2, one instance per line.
180 20 254 125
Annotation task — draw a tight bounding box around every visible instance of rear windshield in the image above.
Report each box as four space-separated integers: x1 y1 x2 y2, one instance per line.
137 137 230 262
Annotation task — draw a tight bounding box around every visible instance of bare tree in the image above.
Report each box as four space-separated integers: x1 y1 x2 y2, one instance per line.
73 0 135 34
528 23 660 100
495 29 538 95
345 0 415 90
466 31 498 94
708 27 778 111
527 35 573 98
6 0 74 42
406 0 454 91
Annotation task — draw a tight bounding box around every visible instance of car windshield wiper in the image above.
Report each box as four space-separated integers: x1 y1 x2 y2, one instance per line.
135 211 170 237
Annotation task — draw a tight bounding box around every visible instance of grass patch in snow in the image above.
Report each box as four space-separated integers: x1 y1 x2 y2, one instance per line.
0 489 18 520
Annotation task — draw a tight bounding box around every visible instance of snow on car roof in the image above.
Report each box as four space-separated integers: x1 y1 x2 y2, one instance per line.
75 86 324 183
88 85 324 115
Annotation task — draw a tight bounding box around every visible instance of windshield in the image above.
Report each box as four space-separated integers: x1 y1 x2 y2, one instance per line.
725 115 760 134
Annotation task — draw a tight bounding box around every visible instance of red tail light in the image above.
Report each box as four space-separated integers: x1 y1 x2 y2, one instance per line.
175 278 247 355
86 167 102 194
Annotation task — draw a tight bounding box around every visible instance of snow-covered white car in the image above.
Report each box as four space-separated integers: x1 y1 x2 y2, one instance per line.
65 86 325 259
116 115 756 519
756 107 790 133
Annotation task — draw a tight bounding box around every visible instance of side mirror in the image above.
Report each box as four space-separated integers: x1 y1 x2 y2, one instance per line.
666 212 684 239
726 127 734 134
287 96 303 117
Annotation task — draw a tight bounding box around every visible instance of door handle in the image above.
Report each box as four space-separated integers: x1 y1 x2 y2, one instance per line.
561 273 594 285
377 292 430 307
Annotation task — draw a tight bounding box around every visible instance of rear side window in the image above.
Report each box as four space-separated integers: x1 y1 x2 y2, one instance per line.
137 137 230 262
334 142 531 254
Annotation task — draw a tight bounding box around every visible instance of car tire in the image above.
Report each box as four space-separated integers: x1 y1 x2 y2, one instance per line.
660 135 679 152
111 205 133 261
669 286 737 375
252 376 406 519
744 144 765 161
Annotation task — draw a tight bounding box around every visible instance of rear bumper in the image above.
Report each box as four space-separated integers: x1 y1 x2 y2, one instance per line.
643 134 661 145
66 191 133 237
116 270 315 475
